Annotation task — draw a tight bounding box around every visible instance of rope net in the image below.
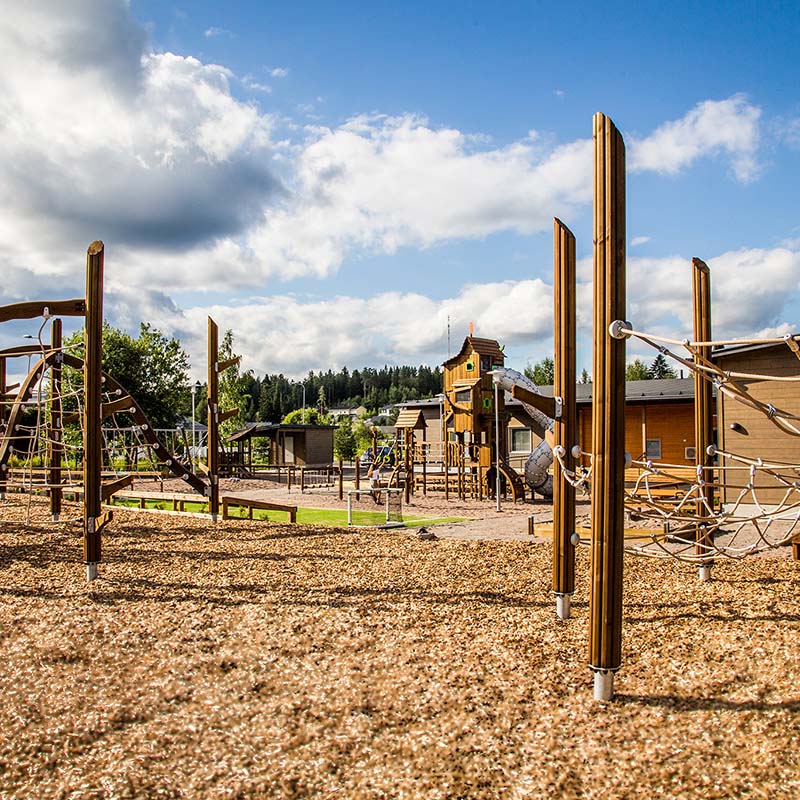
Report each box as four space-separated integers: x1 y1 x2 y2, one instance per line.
1 317 198 526
552 325 800 563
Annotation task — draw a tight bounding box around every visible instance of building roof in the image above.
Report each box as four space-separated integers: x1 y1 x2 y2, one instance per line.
713 339 799 360
395 378 700 412
228 422 337 443
442 336 505 368
394 409 426 429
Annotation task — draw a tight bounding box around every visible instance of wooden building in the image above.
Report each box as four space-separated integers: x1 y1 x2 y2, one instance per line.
714 342 800 506
228 423 336 470
397 377 699 474
442 336 508 477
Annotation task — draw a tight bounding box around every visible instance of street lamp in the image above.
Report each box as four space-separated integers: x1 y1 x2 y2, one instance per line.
494 377 501 513
293 381 306 424
191 380 201 470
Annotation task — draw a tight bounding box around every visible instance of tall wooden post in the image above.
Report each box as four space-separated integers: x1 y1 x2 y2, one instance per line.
84 241 105 581
692 258 714 581
49 318 63 521
207 317 220 521
589 114 626 701
0 356 6 499
553 219 577 619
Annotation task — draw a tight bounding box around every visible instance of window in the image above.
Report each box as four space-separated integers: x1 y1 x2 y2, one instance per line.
645 439 662 459
482 396 492 409
684 446 696 460
511 428 532 453
480 355 492 372
465 360 475 372
455 389 471 404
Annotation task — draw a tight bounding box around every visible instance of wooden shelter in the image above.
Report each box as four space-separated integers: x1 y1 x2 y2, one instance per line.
228 423 336 472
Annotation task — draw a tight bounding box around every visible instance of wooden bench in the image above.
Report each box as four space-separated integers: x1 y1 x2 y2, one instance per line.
109 489 207 511
221 495 297 523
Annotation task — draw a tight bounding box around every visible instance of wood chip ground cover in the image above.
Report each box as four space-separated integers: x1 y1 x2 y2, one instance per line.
0 501 798 799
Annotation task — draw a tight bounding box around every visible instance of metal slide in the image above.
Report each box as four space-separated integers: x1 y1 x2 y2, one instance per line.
491 367 554 498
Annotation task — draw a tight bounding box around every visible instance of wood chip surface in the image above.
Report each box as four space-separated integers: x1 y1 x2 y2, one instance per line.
1 499 798 799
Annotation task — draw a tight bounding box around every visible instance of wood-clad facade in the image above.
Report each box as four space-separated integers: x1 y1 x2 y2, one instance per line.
715 343 800 505
228 423 336 468
398 377 699 473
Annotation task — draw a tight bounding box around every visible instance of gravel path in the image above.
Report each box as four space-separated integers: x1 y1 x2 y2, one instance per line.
1 498 798 798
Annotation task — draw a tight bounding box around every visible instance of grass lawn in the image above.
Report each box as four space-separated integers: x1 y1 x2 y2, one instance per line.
110 497 465 528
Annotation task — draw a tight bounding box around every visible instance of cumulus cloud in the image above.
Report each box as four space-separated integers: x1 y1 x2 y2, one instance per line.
103 243 799 380
629 95 761 182
126 278 553 378
0 1 278 268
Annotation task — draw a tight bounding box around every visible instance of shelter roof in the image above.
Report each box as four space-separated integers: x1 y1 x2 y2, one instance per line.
442 336 505 368
228 422 337 443
394 409 426 429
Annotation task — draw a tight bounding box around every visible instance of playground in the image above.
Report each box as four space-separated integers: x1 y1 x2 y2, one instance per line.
1 499 798 798
2 110 800 795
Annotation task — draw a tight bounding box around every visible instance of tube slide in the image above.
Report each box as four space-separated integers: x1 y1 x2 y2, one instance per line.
491 367 554 497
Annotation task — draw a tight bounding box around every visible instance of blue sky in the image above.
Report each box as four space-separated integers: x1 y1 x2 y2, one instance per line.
1 1 798 382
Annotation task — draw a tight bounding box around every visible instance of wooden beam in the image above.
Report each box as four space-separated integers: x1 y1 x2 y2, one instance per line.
589 113 626 699
83 241 104 572
693 258 714 576
552 218 577 615
102 396 136 418
0 298 85 324
218 407 240 425
207 317 220 519
0 344 47 358
510 384 558 418
101 473 134 501
49 319 63 520
217 356 240 373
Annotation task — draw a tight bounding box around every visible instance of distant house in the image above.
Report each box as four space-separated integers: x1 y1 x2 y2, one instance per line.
396 378 699 472
714 341 800 506
328 405 367 421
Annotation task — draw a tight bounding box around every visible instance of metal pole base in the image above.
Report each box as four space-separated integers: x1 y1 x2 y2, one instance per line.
52 514 60 523
555 593 572 620
592 670 615 702
210 513 218 523
86 562 98 582
699 565 712 582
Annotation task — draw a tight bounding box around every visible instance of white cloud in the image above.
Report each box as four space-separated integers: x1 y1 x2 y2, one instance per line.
631 236 650 247
629 95 761 182
270 67 289 78
204 26 234 39
127 278 552 378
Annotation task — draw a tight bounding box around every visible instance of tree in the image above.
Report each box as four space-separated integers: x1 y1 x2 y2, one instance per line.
282 407 330 426
649 353 678 380
625 358 650 381
352 416 374 455
217 330 248 439
65 322 190 430
580 368 592 384
333 417 358 461
524 356 554 386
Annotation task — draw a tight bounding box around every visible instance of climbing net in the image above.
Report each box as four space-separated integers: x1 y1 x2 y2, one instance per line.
550 328 800 562
1 317 197 526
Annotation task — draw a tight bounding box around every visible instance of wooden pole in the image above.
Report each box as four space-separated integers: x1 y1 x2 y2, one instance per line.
0 356 6 499
84 241 105 580
207 317 220 520
553 219 577 619
49 318 63 521
692 258 714 581
589 114 626 701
